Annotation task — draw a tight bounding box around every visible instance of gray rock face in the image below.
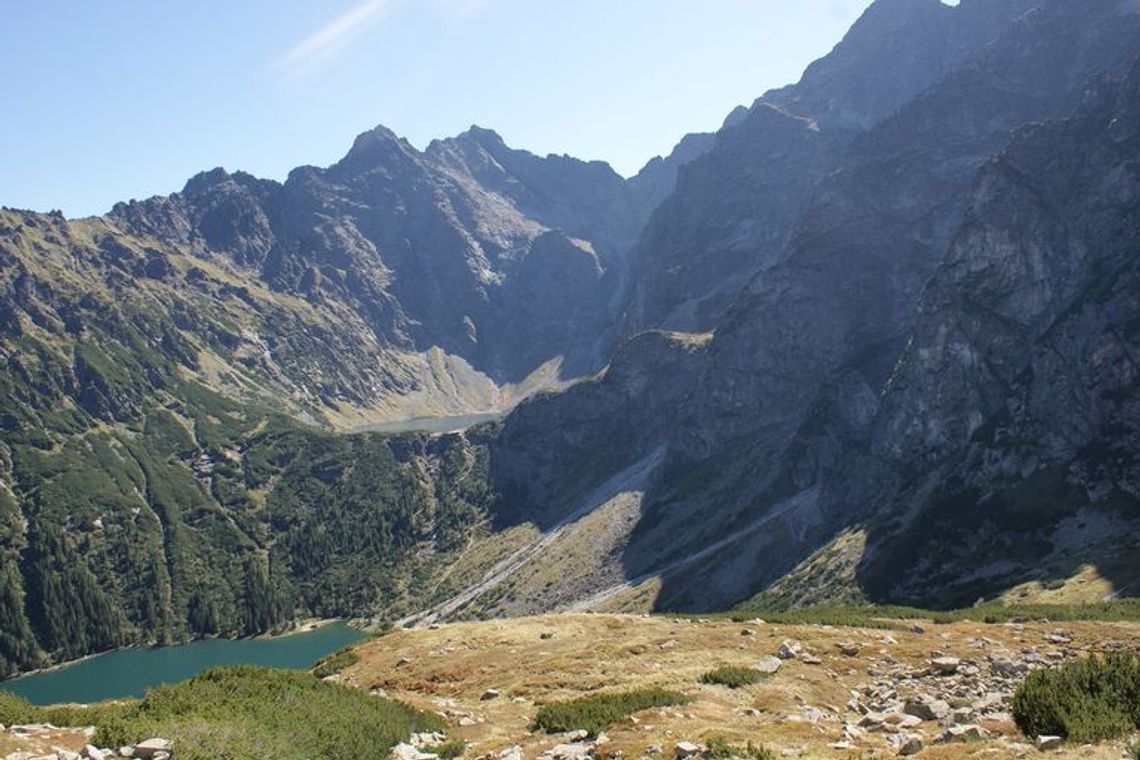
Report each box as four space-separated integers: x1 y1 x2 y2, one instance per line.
618 0 1140 611
108 122 711 391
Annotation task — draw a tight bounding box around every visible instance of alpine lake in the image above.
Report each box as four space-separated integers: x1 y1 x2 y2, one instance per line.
0 621 365 705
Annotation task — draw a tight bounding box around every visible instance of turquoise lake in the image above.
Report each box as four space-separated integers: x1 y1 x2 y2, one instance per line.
0 622 365 705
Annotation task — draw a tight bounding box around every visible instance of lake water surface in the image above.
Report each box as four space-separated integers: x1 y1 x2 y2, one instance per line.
350 411 503 435
1 622 365 705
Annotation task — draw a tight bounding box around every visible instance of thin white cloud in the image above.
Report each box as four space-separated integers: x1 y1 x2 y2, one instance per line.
275 0 397 76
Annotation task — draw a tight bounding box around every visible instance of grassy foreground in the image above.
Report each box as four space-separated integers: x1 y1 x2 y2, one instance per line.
2 665 441 760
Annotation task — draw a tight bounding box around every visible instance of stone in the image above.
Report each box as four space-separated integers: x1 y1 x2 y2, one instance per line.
837 641 861 657
909 624 927 634
936 725 989 743
903 699 950 721
1035 736 1062 751
82 747 109 760
740 628 756 637
132 739 174 760
897 735 924 756
646 746 662 756
674 742 704 759
481 688 501 700
800 652 822 665
930 657 960 674
542 744 592 760
776 640 802 659
565 731 589 743
753 656 782 674
540 632 555 640
55 752 81 760
498 747 524 760
392 743 438 760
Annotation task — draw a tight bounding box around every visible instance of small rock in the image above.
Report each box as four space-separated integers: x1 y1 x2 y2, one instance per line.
540 632 554 640
776 640 802 659
799 652 822 665
740 629 756 637
481 688 501 701
133 739 173 760
897 735 924 756
909 624 927 634
392 743 438 760
936 725 989 743
753 656 782 674
674 742 704 759
82 747 109 760
565 731 589 743
646 745 662 755
837 641 861 657
903 699 950 721
1035 736 1062 751
930 656 960 675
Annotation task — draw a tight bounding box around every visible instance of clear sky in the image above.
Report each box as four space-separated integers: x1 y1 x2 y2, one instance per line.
1 0 876 218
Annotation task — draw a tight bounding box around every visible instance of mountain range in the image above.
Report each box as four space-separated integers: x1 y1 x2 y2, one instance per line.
2 0 1139 676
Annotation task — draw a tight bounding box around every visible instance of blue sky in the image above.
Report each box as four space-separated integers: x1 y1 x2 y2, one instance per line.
2 1 876 218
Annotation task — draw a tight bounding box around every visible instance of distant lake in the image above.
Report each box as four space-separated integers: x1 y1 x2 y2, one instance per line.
350 411 503 435
1 622 365 706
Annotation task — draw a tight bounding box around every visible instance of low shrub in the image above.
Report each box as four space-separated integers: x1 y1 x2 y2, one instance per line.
312 646 361 678
534 688 691 736
435 739 468 759
1012 653 1140 743
93 665 444 760
700 666 766 688
706 738 777 760
0 689 132 728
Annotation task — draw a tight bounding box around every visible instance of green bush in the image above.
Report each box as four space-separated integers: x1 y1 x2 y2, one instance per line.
312 646 361 678
534 688 691 736
1012 653 1140 743
435 739 468 759
0 689 132 728
706 738 777 760
92 665 444 760
700 666 767 688
1127 738 1140 760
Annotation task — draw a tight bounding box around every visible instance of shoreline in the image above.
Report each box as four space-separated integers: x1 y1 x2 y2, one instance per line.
1 617 349 685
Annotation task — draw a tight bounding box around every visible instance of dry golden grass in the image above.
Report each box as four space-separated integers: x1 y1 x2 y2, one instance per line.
342 613 1139 760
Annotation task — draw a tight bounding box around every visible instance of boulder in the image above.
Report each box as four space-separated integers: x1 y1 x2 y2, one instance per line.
674 742 705 759
903 699 950 721
776 640 802 659
753 656 782 674
132 739 173 760
82 747 110 760
897 735 924 756
930 657 960 675
936 725 989 743
392 743 438 760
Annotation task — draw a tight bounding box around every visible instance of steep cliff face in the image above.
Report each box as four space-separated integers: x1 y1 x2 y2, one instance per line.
856 58 1140 604
107 124 712 396
623 0 1041 334
621 0 1140 610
